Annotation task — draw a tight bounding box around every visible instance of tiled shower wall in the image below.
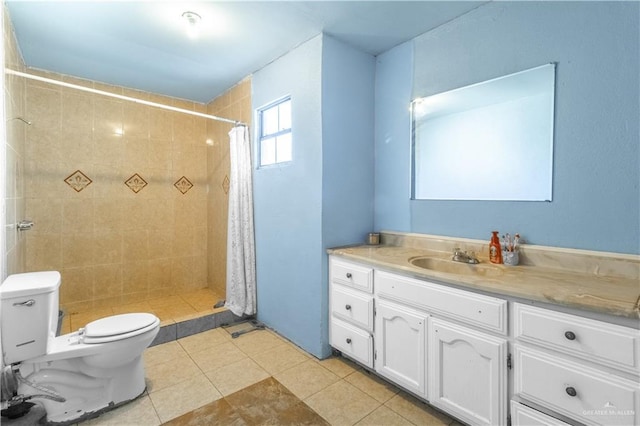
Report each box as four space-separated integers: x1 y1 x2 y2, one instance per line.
22 72 214 314
3 5 27 276
205 79 252 298
3 7 252 313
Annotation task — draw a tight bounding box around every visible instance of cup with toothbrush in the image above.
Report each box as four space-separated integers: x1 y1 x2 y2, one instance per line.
501 233 521 266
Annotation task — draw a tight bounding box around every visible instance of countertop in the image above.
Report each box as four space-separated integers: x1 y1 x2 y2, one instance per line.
328 244 640 320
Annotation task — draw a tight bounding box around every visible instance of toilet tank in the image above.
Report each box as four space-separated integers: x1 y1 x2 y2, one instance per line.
1 271 61 364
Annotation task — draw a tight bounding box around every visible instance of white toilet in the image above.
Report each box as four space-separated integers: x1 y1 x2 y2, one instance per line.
0 271 160 424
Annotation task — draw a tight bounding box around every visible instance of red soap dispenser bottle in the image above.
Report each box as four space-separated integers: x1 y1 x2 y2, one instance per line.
489 231 503 264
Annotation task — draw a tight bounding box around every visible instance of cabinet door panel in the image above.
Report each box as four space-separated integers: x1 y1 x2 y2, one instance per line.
429 318 507 426
375 300 427 398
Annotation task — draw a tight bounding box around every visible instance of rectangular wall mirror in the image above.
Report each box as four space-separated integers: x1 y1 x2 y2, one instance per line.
411 63 555 201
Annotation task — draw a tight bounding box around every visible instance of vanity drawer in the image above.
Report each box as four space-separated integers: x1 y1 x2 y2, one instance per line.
330 318 373 368
514 345 640 426
510 401 571 426
331 285 374 332
514 303 640 374
376 271 507 334
330 258 373 293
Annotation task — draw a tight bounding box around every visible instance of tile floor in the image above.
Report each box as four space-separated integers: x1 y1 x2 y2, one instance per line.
79 328 460 426
61 289 225 334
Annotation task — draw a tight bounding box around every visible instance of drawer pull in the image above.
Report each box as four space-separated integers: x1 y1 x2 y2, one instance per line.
346 338 352 344
346 272 352 279
345 304 352 311
564 331 576 340
565 387 577 397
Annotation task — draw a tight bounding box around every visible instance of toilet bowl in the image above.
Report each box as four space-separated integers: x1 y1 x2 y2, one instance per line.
0 271 160 425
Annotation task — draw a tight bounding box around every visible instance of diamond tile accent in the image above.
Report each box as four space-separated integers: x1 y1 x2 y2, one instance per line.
125 173 148 193
64 170 93 192
222 175 230 194
174 176 194 194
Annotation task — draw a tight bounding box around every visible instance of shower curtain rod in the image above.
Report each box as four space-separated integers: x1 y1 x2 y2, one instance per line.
5 68 246 126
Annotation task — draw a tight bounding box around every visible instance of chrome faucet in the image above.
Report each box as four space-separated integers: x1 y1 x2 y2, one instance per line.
452 248 479 264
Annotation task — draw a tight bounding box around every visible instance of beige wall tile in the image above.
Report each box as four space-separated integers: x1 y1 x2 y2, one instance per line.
62 233 96 268
60 266 95 304
15 67 248 310
122 261 149 295
93 264 123 298
26 234 62 271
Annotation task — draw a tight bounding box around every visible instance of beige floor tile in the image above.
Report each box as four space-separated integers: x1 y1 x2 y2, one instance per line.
305 380 380 426
205 357 270 396
274 359 341 400
153 304 199 320
149 374 222 423
355 405 413 426
178 328 231 354
146 351 202 393
232 329 287 356
144 340 187 367
385 392 453 425
81 394 161 426
249 342 309 375
189 341 247 372
345 370 399 403
316 355 360 378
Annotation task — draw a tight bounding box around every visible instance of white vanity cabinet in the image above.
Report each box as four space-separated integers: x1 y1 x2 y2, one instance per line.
328 255 639 426
329 258 374 368
513 303 640 426
374 270 508 425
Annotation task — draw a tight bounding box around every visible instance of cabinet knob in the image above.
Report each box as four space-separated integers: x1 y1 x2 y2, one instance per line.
565 387 577 397
346 338 352 344
346 272 352 279
564 331 576 341
345 304 352 311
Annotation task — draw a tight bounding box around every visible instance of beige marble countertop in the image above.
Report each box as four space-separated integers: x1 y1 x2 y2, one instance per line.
328 244 640 320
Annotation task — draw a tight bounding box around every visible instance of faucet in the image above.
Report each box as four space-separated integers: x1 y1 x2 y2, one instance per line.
452 248 480 264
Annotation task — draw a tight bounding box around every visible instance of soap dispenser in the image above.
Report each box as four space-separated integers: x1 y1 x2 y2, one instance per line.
489 231 503 264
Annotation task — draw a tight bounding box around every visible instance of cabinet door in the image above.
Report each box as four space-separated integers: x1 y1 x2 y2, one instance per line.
428 317 507 426
375 299 427 398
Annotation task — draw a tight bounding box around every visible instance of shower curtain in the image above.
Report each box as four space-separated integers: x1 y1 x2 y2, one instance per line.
225 125 257 316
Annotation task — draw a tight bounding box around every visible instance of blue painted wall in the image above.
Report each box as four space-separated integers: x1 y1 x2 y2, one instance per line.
253 34 375 357
375 1 640 254
374 41 413 232
321 35 376 355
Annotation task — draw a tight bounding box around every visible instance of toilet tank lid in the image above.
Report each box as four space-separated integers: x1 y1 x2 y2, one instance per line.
0 271 61 299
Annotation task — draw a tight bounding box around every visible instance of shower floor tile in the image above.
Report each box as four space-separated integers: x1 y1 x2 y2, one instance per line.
75 328 460 426
61 288 223 334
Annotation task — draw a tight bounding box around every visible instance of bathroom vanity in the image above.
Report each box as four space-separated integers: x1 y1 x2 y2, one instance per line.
328 232 640 426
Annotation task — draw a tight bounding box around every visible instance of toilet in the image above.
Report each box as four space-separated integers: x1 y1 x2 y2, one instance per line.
0 271 160 424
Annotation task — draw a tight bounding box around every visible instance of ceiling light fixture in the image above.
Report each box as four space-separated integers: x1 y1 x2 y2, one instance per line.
181 11 202 39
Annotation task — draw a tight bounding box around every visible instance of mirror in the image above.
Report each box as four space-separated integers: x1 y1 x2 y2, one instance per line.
411 63 555 201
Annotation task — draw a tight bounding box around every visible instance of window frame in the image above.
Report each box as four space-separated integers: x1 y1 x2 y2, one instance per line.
257 96 292 168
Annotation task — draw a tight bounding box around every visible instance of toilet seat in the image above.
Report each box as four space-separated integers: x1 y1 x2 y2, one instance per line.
81 313 160 344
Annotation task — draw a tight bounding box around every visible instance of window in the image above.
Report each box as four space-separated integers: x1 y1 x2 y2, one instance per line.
258 97 292 167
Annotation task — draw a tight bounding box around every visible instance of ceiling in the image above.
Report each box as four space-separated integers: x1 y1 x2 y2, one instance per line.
6 1 486 104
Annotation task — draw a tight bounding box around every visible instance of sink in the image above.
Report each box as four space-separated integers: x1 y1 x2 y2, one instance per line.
409 256 503 277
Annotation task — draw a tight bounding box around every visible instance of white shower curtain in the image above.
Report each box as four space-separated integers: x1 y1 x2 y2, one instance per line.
225 125 257 316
